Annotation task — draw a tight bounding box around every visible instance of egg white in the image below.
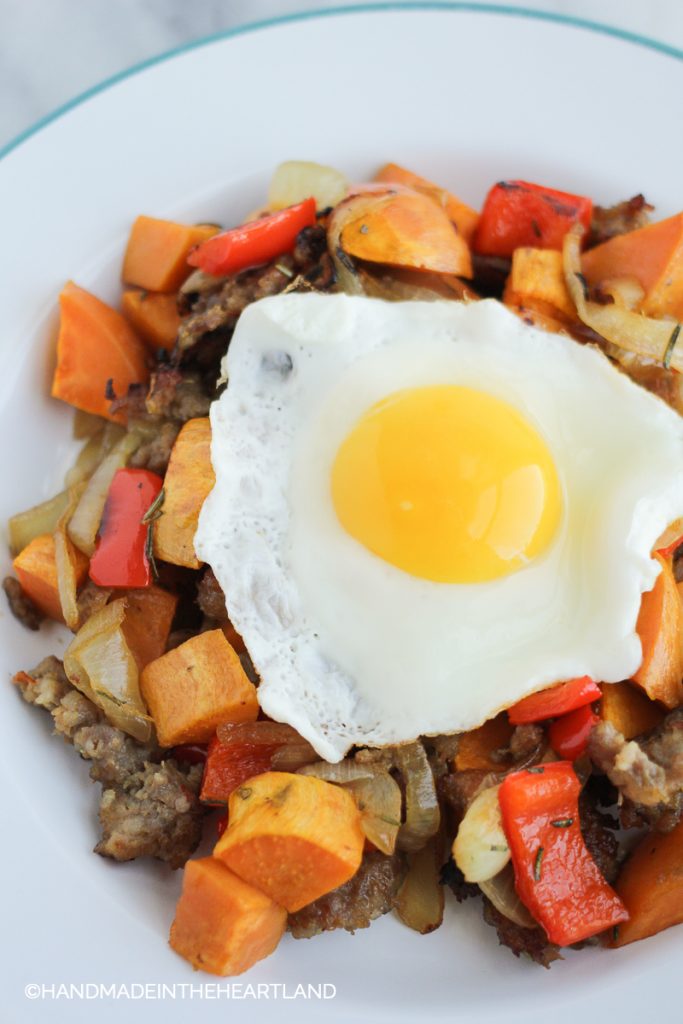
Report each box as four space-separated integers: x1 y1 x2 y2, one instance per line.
196 294 683 761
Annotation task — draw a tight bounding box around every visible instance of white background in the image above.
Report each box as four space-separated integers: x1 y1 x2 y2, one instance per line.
2 0 683 151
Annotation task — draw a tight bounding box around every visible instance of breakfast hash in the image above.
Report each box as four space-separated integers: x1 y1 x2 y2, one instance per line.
4 160 683 975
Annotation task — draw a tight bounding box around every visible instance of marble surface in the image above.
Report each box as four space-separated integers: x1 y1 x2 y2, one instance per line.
2 0 683 151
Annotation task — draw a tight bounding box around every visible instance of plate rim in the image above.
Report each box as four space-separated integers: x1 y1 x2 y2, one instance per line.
2 1 682 164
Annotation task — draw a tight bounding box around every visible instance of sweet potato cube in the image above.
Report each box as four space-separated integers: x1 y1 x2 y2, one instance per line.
340 191 472 278
122 216 218 293
121 290 180 352
374 162 479 243
600 681 664 740
140 629 258 747
503 247 575 319
612 819 683 946
153 417 214 569
214 771 364 912
170 857 286 975
13 534 89 623
582 213 683 320
454 713 514 772
632 554 683 708
121 585 178 670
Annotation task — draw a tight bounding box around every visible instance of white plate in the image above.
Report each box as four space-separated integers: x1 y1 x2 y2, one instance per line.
1 7 681 1023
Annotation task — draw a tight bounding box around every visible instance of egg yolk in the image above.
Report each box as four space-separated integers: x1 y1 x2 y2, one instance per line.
331 385 562 583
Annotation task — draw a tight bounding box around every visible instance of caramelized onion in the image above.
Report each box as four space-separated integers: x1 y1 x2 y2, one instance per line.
563 225 683 370
479 864 537 929
8 490 69 557
67 431 142 555
64 598 152 742
393 742 441 852
393 834 444 934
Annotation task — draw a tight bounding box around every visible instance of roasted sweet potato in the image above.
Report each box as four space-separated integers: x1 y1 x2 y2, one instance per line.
503 247 575 320
140 629 258 748
454 713 514 772
121 289 180 351
153 417 214 569
13 534 89 623
506 303 568 335
582 213 683 320
599 681 665 740
170 857 286 975
374 162 479 243
612 819 683 946
52 282 149 423
214 771 364 912
122 217 218 293
632 553 683 708
340 191 472 278
121 585 178 670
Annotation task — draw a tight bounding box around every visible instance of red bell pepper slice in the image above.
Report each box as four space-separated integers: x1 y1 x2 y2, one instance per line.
473 180 593 257
200 734 281 805
187 197 317 277
657 535 683 558
499 762 628 945
548 704 599 760
89 468 163 588
508 676 601 725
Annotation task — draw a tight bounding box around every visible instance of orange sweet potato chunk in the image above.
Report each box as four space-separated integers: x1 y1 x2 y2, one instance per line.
123 217 218 293
153 417 214 569
170 857 286 975
140 629 258 747
599 681 665 740
121 585 178 670
214 771 364 912
121 290 180 352
503 247 576 320
341 191 472 278
632 553 683 709
374 162 479 243
454 713 514 772
612 819 683 947
13 534 88 623
52 282 149 423
582 213 683 320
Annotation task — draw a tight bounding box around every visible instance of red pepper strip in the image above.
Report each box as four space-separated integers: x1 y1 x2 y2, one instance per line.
499 762 628 946
89 468 163 588
200 734 281 805
171 744 208 766
548 704 599 760
473 180 593 257
187 197 317 276
508 676 601 725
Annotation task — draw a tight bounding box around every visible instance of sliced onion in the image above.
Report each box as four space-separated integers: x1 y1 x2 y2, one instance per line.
180 267 227 296
298 760 377 784
394 833 444 934
452 784 510 883
8 490 69 556
268 160 348 212
563 225 683 370
269 742 319 771
597 275 645 311
347 772 402 855
64 598 153 742
67 430 142 555
63 598 152 741
327 188 399 294
216 721 310 748
54 484 86 631
72 409 107 440
479 864 537 929
356 265 476 303
393 742 441 852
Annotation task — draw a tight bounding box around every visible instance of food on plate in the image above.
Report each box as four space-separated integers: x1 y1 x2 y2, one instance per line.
5 158 683 976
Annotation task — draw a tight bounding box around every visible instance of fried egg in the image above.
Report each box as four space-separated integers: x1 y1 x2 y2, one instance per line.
195 294 683 761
